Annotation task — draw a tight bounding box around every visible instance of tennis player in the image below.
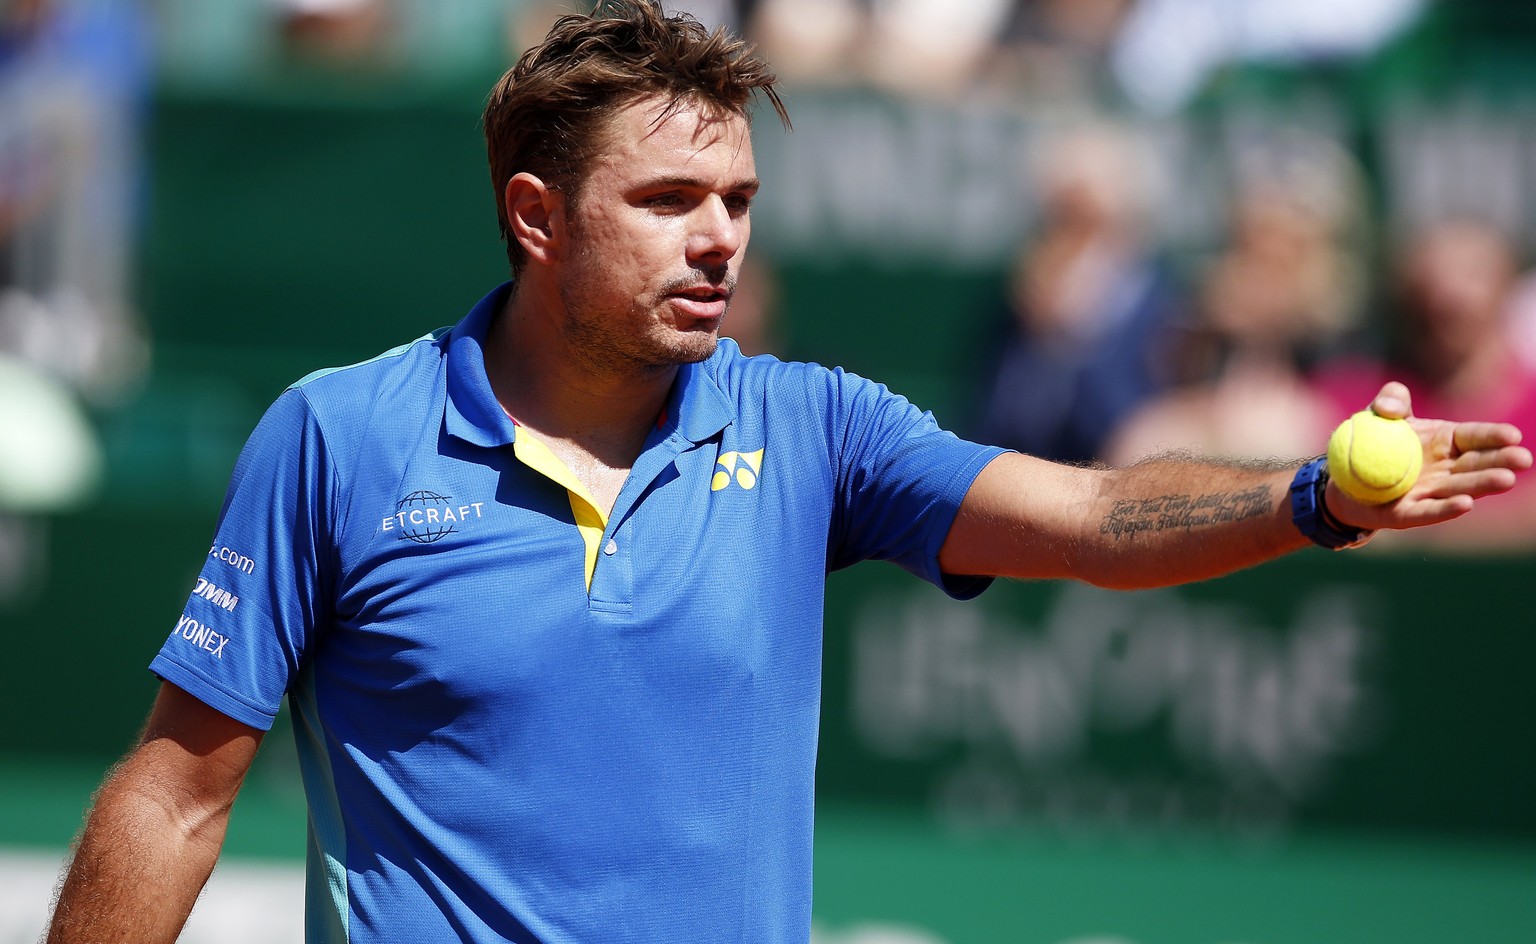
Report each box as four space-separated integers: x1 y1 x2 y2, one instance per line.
45 3 1529 942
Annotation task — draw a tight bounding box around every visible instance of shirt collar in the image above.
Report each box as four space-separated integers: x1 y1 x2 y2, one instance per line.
444 282 735 449
664 346 733 445
444 282 518 449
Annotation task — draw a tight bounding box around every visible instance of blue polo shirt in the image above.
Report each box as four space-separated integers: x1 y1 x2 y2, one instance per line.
150 283 1004 944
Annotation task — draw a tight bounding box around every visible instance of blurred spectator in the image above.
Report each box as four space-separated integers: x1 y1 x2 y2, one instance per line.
1311 218 1536 552
0 0 139 599
272 0 393 69
971 124 1180 464
1104 131 1363 463
0 0 149 402
745 0 865 87
748 0 1137 102
1111 0 1428 114
987 0 1134 103
862 0 1015 97
746 0 1427 107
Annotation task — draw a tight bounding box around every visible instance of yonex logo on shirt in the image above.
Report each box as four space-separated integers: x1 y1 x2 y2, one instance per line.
712 449 764 491
172 614 227 659
383 490 487 544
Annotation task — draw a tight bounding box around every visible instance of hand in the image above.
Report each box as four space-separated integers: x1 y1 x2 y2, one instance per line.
1326 381 1533 531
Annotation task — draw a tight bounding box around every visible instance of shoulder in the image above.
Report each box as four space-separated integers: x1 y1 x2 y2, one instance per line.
701 338 814 386
239 327 451 475
700 340 977 477
287 327 451 415
701 338 898 416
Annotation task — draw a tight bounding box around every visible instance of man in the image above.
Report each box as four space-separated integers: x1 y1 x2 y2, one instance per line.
45 3 1530 943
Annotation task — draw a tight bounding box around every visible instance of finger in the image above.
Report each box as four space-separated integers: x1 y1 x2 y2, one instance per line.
1450 422 1528 457
1388 495 1476 528
1416 467 1520 501
1371 381 1412 419
1448 444 1534 475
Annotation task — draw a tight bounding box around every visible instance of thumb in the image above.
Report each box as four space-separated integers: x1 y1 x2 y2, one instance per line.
1370 381 1413 420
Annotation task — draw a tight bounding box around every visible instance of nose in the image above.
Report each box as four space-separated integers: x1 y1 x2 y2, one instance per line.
687 195 746 266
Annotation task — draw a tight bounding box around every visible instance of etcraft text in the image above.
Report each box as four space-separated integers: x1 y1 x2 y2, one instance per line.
381 502 486 532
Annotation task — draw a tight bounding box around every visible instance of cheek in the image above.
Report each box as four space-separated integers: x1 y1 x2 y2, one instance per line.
578 212 672 266
568 221 635 279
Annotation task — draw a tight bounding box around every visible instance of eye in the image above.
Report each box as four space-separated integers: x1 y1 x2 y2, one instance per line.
725 193 753 215
643 193 687 211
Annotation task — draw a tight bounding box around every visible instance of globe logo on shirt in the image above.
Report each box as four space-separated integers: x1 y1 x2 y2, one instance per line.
395 490 457 544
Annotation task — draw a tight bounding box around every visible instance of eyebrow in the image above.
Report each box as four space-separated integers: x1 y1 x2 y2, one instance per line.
641 175 761 194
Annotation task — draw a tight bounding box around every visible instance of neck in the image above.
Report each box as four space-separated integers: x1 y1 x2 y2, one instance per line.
483 286 677 466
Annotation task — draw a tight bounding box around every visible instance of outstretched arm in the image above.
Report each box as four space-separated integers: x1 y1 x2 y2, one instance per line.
46 682 263 944
940 382 1531 589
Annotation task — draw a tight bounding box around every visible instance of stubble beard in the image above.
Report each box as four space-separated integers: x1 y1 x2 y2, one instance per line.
558 255 730 377
559 284 722 378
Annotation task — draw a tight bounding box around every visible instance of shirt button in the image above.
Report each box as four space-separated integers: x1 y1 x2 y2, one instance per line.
603 539 618 556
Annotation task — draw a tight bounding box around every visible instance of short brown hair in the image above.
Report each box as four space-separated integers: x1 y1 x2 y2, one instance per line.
482 0 789 276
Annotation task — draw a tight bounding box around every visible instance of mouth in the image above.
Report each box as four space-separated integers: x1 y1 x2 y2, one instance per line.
665 285 732 320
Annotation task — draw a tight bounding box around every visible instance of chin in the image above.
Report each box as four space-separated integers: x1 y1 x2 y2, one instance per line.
668 333 719 365
628 335 718 373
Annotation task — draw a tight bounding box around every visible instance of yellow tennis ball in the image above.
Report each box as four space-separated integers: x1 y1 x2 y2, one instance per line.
1327 410 1423 504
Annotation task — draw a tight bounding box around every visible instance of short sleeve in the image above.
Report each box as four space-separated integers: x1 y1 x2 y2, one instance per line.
149 388 335 730
826 369 1007 598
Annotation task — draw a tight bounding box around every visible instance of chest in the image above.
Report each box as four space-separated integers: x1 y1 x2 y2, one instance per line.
537 440 631 519
322 432 831 704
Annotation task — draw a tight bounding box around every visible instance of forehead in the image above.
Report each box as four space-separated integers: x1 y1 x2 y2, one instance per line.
588 96 755 182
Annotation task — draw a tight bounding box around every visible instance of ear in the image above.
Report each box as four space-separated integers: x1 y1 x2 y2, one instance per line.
504 172 564 266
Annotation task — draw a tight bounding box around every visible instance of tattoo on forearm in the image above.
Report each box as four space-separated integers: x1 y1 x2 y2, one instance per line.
1099 486 1274 540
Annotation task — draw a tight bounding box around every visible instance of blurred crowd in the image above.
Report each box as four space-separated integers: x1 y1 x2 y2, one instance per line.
972 121 1536 552
3 0 1535 553
148 0 1425 111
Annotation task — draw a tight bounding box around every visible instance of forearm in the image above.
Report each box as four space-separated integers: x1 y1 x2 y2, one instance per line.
46 749 233 944
944 382 1531 587
1067 454 1310 589
941 451 1311 590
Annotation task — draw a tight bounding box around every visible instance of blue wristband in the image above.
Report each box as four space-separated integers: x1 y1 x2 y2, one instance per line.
1290 457 1373 550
